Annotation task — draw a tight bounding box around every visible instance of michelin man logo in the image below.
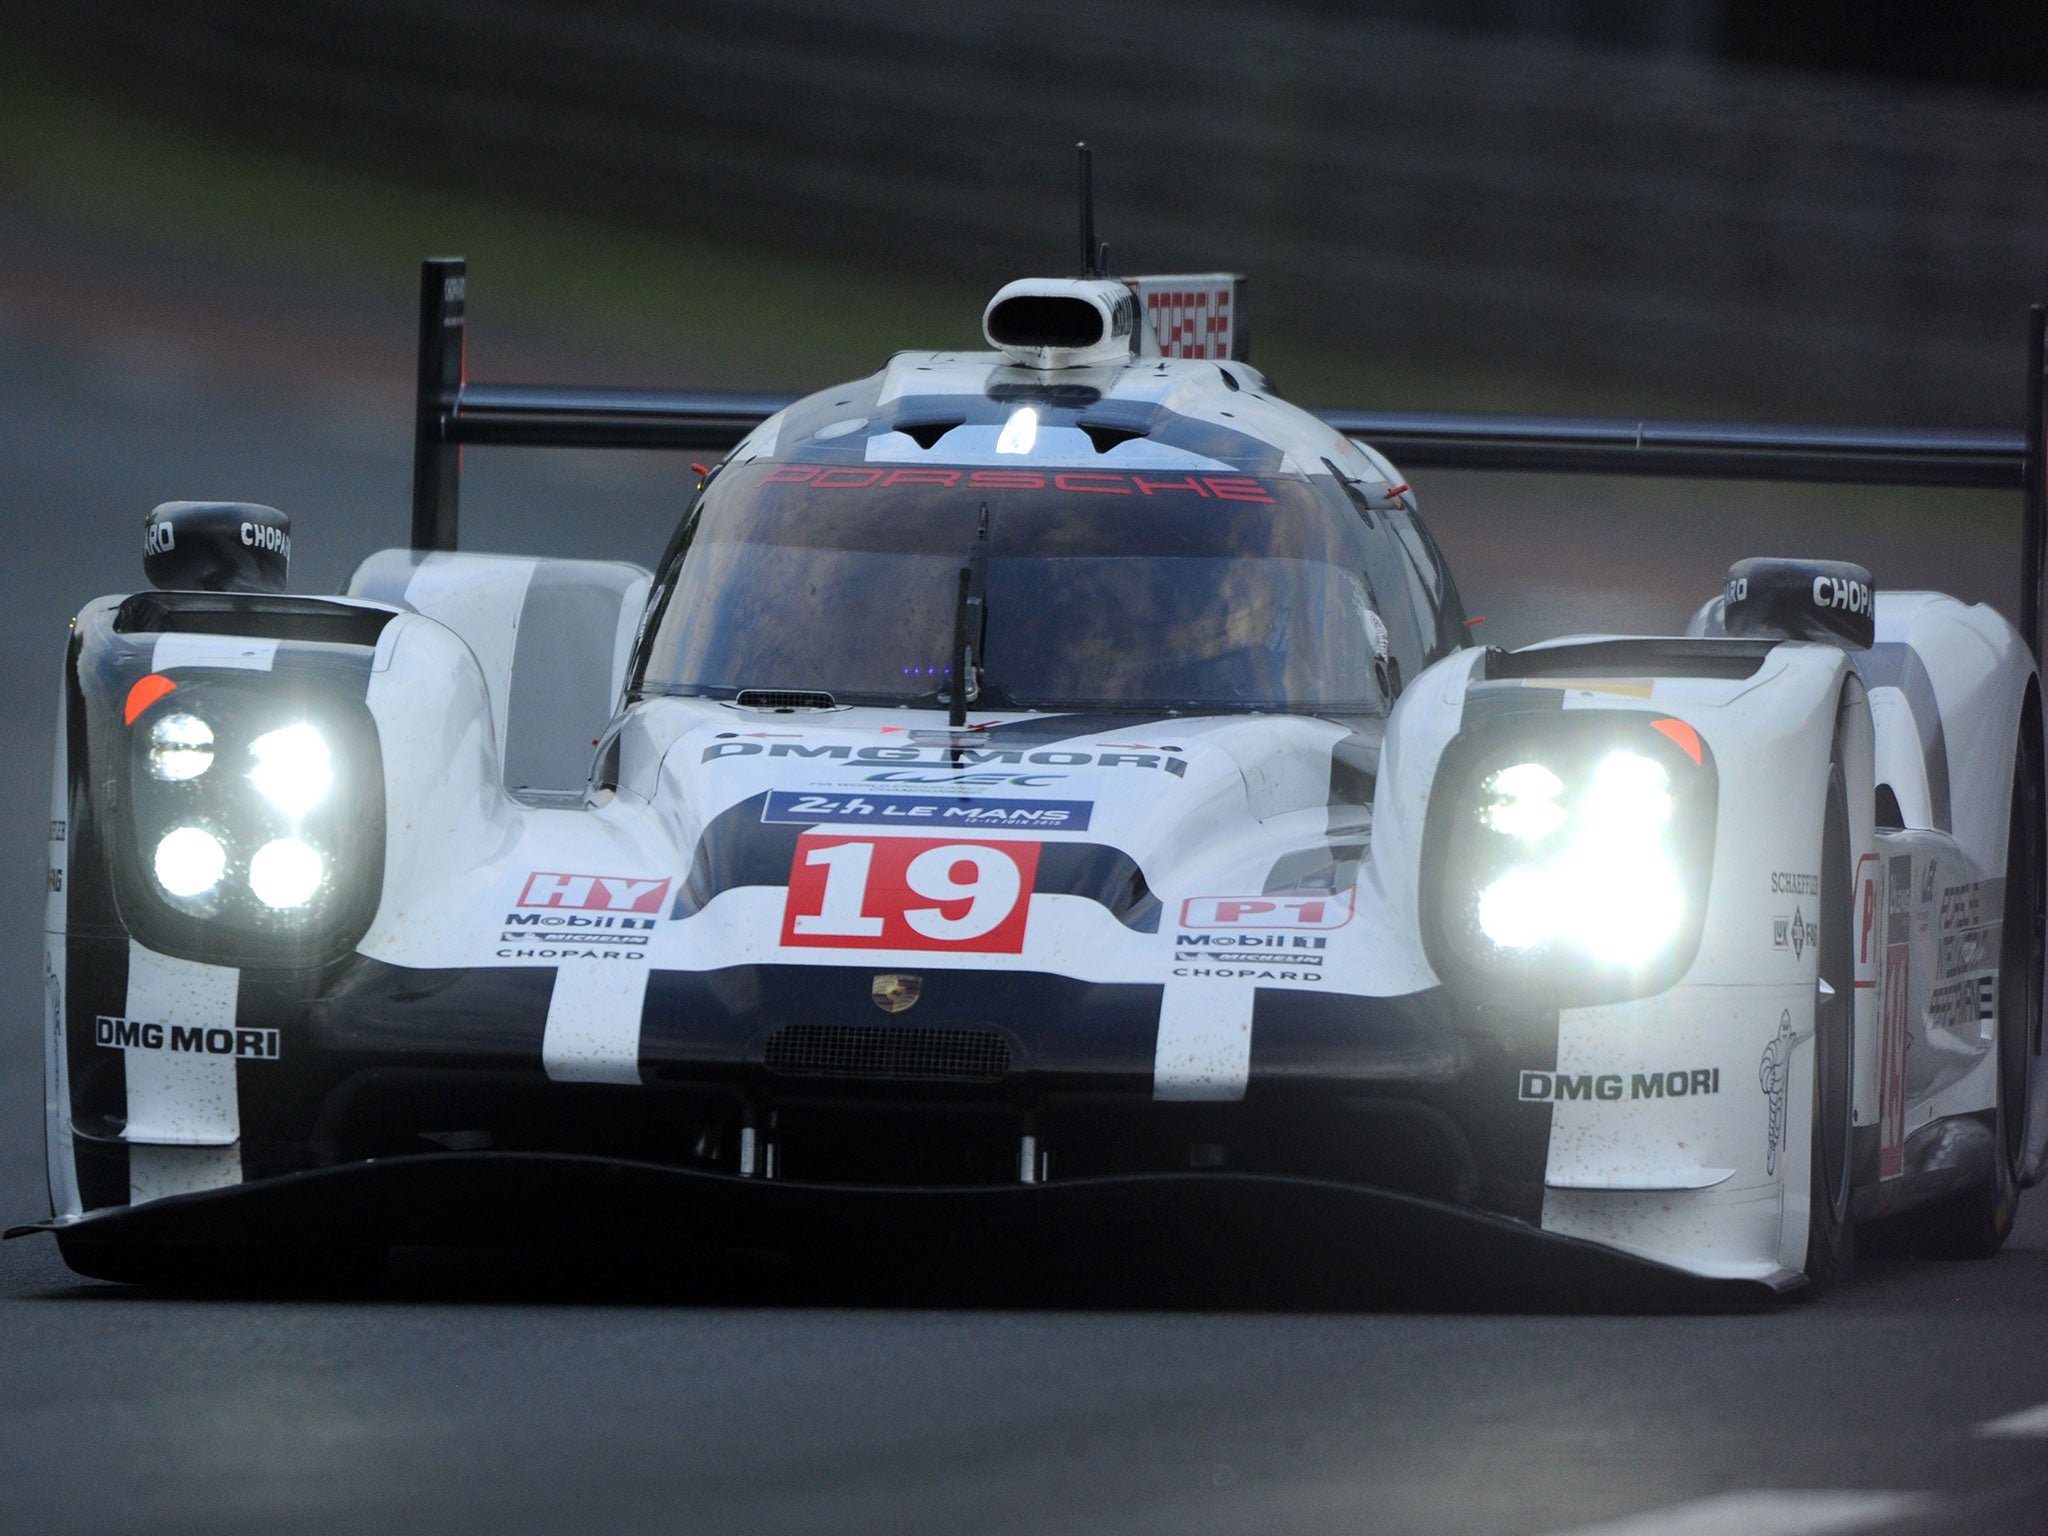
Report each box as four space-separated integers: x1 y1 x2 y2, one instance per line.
1760 1009 1795 1175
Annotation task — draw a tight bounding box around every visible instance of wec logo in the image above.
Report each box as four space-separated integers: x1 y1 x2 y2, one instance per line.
518 872 672 913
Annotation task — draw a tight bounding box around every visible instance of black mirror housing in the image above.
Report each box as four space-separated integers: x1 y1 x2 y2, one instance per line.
144 502 291 593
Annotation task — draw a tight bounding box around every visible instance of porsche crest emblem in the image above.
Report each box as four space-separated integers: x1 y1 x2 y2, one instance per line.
872 973 922 1013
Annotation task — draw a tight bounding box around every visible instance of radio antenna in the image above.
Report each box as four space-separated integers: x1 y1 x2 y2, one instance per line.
1077 142 1106 277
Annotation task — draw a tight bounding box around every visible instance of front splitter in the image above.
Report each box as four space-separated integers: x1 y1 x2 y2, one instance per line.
10 1153 1770 1307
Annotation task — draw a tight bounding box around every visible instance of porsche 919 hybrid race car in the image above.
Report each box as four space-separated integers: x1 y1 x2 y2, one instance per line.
18 248 2048 1298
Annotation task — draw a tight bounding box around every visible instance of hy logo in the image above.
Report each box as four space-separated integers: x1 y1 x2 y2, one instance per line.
518 872 671 914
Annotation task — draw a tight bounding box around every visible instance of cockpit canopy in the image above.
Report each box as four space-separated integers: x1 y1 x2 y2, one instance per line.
636 459 1397 716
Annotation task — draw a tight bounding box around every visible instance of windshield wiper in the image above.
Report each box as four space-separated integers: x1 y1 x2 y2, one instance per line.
946 503 991 727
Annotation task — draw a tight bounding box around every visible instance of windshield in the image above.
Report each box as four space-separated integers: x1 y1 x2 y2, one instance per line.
639 461 1391 714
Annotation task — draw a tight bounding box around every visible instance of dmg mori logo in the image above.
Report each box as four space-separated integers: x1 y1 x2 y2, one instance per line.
95 1015 279 1059
1518 1067 1720 1102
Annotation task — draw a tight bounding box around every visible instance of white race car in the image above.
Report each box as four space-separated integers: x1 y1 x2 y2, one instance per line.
18 253 2047 1297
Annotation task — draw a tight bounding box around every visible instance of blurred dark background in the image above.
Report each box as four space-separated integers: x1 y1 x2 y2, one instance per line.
4 0 2047 422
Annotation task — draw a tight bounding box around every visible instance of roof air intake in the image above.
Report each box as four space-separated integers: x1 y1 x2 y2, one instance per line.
988 295 1102 350
982 278 1138 370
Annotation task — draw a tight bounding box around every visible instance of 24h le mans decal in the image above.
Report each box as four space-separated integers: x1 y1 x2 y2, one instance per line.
781 833 1040 953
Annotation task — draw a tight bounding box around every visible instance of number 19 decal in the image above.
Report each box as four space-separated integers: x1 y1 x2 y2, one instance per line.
780 833 1041 953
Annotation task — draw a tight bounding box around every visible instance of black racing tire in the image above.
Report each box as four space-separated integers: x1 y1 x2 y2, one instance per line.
55 1230 385 1294
1915 701 2042 1259
1804 751 1857 1291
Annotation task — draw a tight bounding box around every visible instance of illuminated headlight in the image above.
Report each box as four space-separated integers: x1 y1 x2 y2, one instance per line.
1475 866 1557 949
1425 718 1717 1004
121 676 383 965
1480 761 1566 841
248 723 333 817
249 837 325 909
154 826 226 899
148 713 215 781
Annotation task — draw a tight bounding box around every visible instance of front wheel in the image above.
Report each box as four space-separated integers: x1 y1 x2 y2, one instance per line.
1804 752 1857 1289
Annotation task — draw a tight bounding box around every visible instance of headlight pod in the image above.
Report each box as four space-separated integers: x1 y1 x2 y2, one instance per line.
118 675 383 966
1421 712 1718 1006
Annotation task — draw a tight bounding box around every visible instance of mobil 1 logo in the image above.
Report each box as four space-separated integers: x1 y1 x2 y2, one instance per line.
501 912 655 947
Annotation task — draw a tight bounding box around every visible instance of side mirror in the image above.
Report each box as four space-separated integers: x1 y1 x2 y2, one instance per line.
1721 557 1874 651
144 502 291 593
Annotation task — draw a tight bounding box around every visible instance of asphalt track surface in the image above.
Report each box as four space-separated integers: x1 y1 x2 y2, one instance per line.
4 200 2048 1536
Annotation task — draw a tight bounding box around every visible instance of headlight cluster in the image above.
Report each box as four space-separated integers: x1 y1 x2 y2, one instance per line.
1423 712 1717 1004
121 674 383 963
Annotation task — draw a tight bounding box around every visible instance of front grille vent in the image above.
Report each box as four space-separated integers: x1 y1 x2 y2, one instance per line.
764 1024 1011 1083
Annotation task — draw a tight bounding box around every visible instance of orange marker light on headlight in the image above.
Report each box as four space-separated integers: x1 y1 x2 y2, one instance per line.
124 674 177 725
1652 717 1703 765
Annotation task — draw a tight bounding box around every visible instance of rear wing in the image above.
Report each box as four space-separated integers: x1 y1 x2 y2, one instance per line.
409 257 2048 661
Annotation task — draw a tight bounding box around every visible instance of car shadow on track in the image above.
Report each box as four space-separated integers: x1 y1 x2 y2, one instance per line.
15 1233 1779 1316
23 1189 2039 1314
8 1156 1791 1314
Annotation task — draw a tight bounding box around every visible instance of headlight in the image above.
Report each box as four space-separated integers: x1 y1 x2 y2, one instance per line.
249 837 326 909
117 672 383 966
153 825 227 900
148 713 215 781
248 723 333 816
1423 714 1717 1004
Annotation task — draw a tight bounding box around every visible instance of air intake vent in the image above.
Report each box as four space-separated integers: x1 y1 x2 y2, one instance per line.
764 1024 1012 1083
895 419 961 449
1078 421 1148 453
982 278 1138 368
734 689 837 712
987 295 1104 350
115 592 395 646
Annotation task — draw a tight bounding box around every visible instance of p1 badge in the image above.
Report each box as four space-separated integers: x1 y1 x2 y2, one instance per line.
1179 890 1355 929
